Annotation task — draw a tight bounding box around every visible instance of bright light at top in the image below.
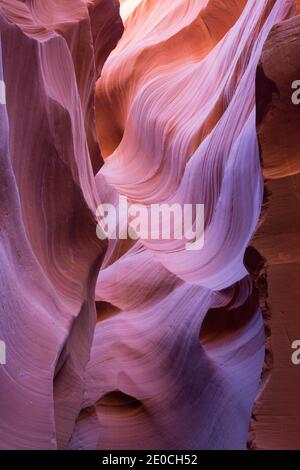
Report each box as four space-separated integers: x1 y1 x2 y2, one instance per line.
119 0 143 21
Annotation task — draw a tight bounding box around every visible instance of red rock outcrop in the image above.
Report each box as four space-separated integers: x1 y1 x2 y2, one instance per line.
252 11 300 449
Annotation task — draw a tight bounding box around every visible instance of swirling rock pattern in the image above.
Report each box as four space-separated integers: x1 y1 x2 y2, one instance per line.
0 0 298 450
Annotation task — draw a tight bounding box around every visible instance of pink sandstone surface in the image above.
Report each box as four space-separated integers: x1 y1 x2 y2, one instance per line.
0 0 299 450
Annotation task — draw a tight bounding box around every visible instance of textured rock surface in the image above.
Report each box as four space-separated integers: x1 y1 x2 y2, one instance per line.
253 12 300 449
0 0 119 449
0 0 299 450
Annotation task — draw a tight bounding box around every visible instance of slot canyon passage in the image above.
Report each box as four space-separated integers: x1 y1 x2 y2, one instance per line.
0 0 300 450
